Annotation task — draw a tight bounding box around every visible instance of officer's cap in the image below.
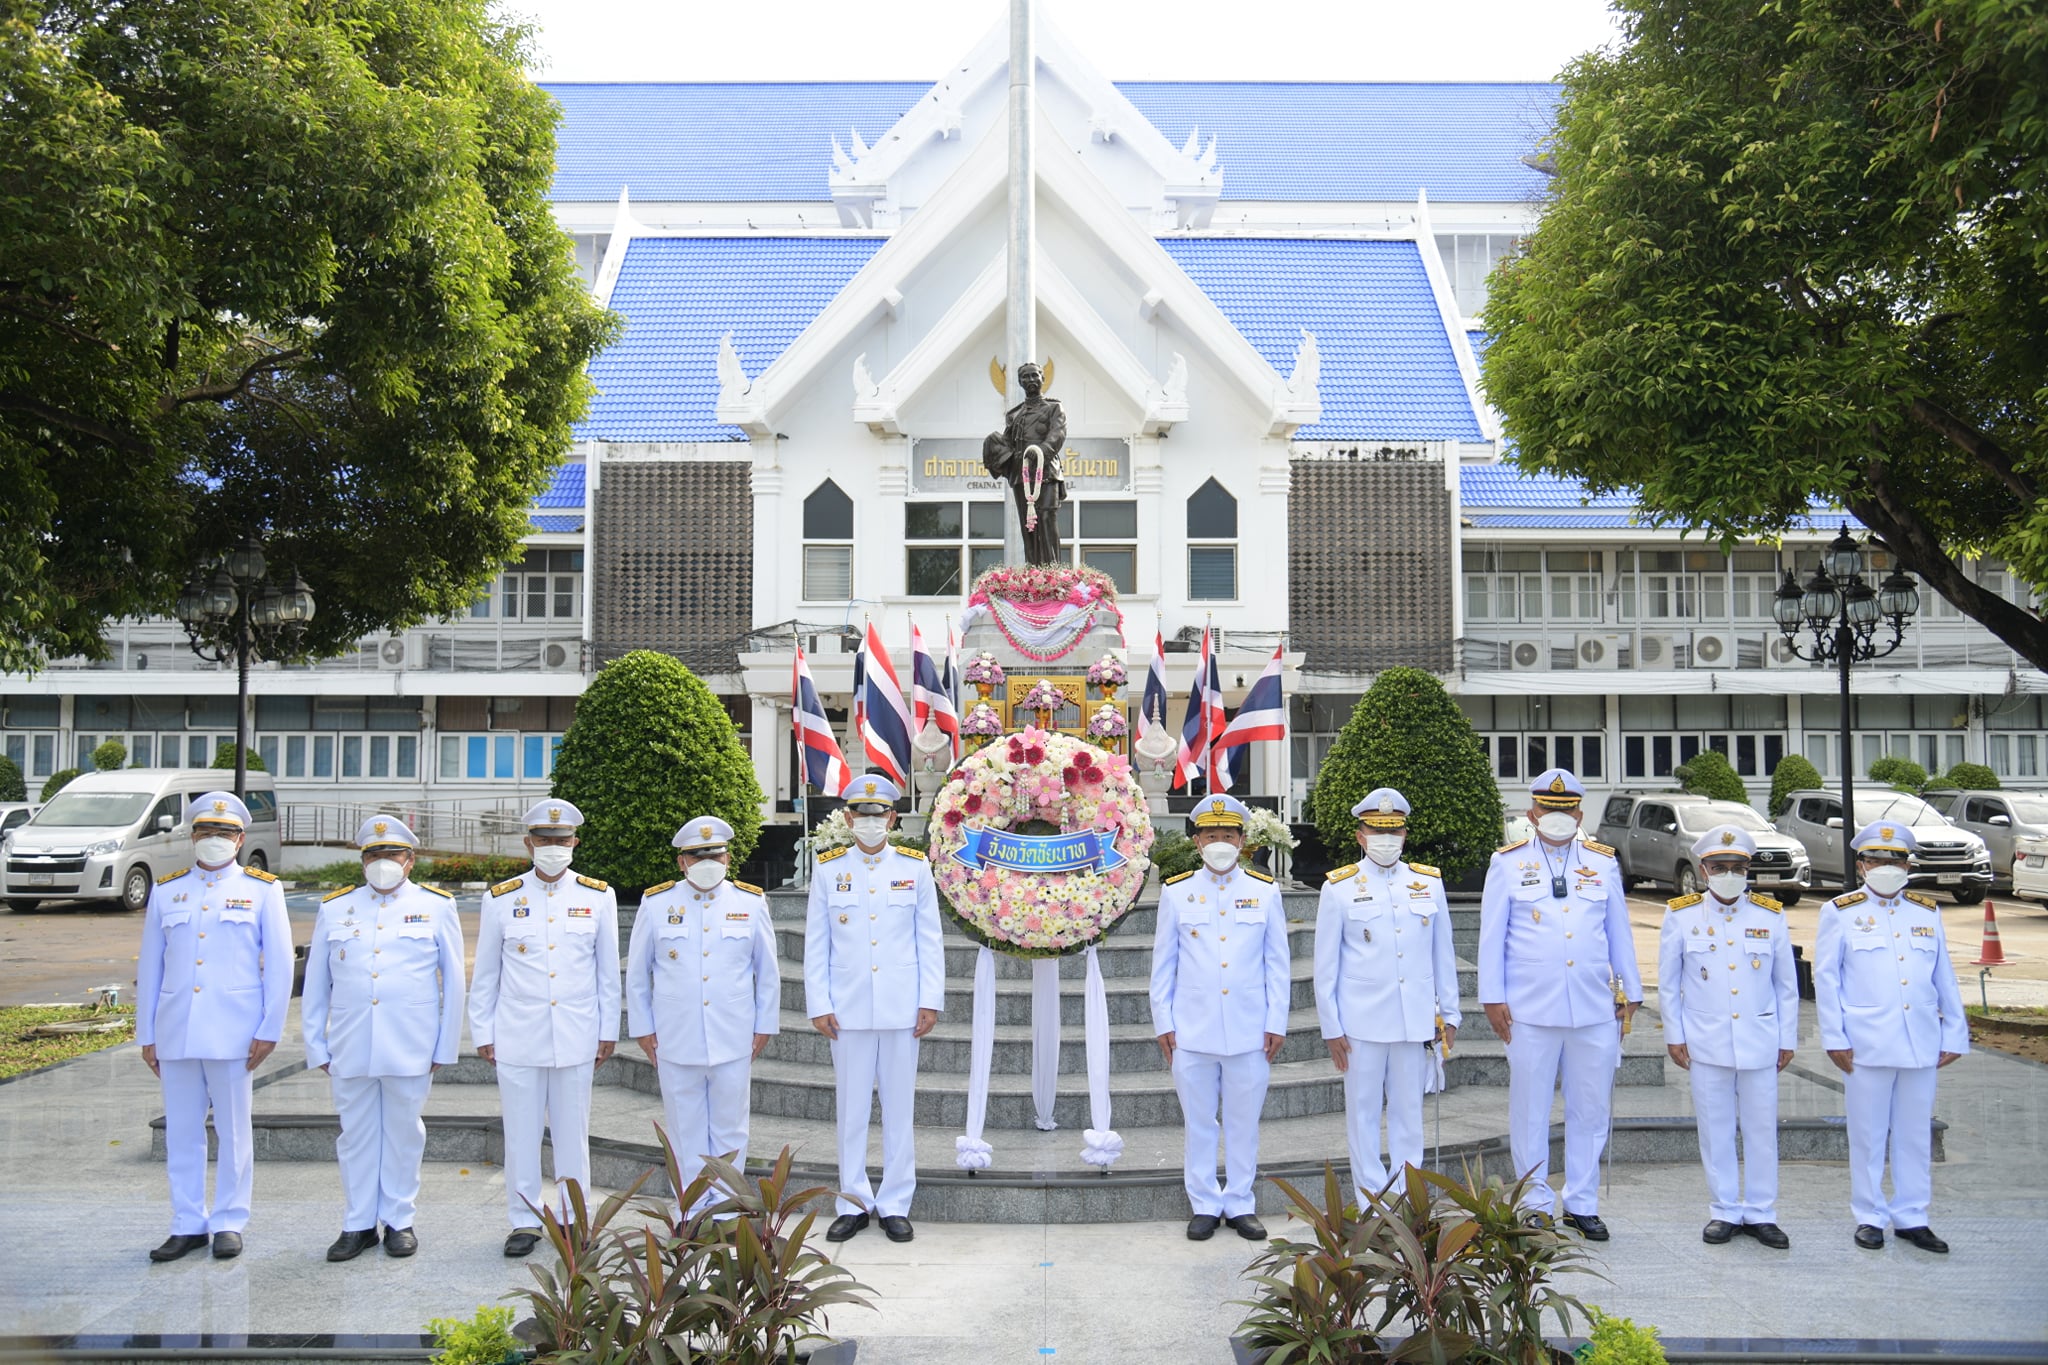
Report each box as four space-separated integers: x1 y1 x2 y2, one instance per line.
1190 794 1251 831
673 815 734 855
1691 825 1757 862
356 815 420 852
1529 767 1585 810
186 791 250 831
843 774 901 812
523 799 584 833
1352 788 1411 830
1851 820 1917 858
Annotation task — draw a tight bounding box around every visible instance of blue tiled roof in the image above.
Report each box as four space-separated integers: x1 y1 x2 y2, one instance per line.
1468 513 1643 529
529 514 586 533
1161 238 1480 441
1466 330 1491 365
540 82 1559 204
578 236 885 442
537 463 585 508
1461 466 1636 509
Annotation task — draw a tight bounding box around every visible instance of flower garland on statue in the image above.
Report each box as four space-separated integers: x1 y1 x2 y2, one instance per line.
959 566 1126 664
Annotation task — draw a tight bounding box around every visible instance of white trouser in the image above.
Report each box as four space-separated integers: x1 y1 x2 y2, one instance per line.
831 1029 919 1217
330 1071 433 1231
1341 1038 1429 1199
657 1056 753 1215
160 1057 256 1235
1173 1047 1272 1218
1506 1020 1620 1217
496 1060 595 1228
1845 1064 1938 1230
1688 1061 1779 1223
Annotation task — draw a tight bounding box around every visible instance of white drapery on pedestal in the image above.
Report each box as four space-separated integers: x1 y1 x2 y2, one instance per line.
953 945 1122 1168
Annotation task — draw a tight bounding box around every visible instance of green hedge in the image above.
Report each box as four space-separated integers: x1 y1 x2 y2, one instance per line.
1868 755 1928 793
1767 753 1823 817
40 768 80 802
91 740 126 771
1675 749 1748 804
211 742 266 772
0 756 23 803
1945 761 1998 790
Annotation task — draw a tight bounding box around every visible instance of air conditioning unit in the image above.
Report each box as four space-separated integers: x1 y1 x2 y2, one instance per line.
1635 633 1681 669
1507 639 1547 672
1764 634 1806 668
542 642 580 671
1575 634 1622 671
1691 630 1735 668
378 636 409 668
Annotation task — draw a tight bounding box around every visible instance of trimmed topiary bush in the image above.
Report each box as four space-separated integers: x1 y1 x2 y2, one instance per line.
1149 830 1201 881
549 650 764 896
1867 755 1928 793
1945 761 1998 790
1675 749 1749 804
211 742 266 772
40 767 81 802
1767 753 1823 817
0 755 24 803
91 740 126 771
1309 667 1503 878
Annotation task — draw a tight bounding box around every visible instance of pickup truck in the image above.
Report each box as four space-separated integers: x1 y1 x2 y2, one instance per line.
1773 787 1991 903
1921 789 2048 884
1594 792 1812 901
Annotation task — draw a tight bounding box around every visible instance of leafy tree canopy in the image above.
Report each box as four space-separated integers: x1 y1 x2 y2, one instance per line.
0 0 617 673
1484 0 2048 669
1944 760 1997 790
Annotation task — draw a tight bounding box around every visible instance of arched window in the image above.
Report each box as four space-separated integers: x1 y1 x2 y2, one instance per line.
803 480 853 600
1186 477 1237 601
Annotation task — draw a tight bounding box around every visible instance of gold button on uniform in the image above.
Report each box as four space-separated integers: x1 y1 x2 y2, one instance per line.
1566 959 1574 967
193 986 201 993
1221 988 1229 995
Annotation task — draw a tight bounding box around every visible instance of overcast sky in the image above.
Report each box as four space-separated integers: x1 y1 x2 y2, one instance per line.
504 0 1625 83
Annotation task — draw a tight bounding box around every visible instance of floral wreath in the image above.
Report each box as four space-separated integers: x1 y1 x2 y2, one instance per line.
926 727 1154 959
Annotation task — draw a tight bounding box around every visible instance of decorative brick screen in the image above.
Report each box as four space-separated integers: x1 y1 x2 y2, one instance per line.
1288 459 1453 672
592 460 752 672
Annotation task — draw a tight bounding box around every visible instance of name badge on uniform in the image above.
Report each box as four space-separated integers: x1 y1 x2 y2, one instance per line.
667 913 684 925
724 911 750 922
1745 927 1770 940
512 907 530 918
567 906 592 918
891 879 916 890
403 913 430 924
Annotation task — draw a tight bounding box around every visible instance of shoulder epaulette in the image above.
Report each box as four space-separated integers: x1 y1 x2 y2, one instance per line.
489 877 524 897
156 867 188 885
421 883 455 899
1243 867 1275 884
1833 890 1867 909
243 865 278 883
1667 892 1704 910
816 846 849 863
1326 863 1359 883
1749 893 1783 913
322 885 356 902
642 879 678 896
1905 891 1939 909
1581 838 1617 858
576 874 609 891
893 845 927 861
1408 863 1441 878
1497 837 1530 854
1163 869 1197 885
731 878 763 896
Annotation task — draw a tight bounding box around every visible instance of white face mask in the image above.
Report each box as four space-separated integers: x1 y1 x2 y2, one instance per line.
365 858 407 892
193 835 239 868
531 846 574 878
1364 835 1405 867
849 815 890 848
1707 871 1748 902
1536 812 1580 842
1862 864 1910 898
685 859 728 891
1201 841 1241 873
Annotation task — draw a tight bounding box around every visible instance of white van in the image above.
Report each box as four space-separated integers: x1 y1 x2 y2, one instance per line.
3 770 283 911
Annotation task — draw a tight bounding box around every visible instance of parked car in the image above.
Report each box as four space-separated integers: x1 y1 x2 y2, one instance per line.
2 770 282 912
2012 834 2048 907
1921 789 2048 884
1774 786 1991 903
0 802 37 850
1595 792 1812 901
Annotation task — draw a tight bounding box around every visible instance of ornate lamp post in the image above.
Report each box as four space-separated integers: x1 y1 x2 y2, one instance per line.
175 539 316 799
1772 527 1921 889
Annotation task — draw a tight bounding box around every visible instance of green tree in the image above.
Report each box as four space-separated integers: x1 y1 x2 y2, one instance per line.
550 651 764 895
1675 749 1749 804
1309 668 1503 877
0 0 618 673
1945 761 1998 790
1767 753 1824 818
1483 0 2048 670
0 754 23 803
39 767 79 802
1867 755 1928 792
211 743 265 773
90 740 125 771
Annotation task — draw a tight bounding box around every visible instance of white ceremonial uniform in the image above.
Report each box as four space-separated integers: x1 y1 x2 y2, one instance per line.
1313 859 1462 1196
1814 887 1969 1231
1477 835 1642 1216
301 880 466 1232
1151 864 1291 1218
803 842 944 1217
1658 889 1798 1223
626 875 779 1212
136 862 293 1236
470 870 620 1226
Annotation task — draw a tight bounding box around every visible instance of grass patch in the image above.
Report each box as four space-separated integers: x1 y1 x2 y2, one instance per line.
293 859 369 886
0 1004 136 1080
289 855 530 887
1968 1004 2048 1019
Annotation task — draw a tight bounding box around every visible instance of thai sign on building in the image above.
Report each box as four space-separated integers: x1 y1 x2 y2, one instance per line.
908 438 1132 495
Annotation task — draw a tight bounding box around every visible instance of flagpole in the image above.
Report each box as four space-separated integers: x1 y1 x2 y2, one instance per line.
1203 614 1216 796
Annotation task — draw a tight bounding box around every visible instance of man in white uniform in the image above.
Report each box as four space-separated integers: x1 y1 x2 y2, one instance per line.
470 799 620 1256
804 775 943 1243
136 792 293 1261
302 816 466 1260
1657 824 1797 1249
627 815 779 1217
1815 820 1968 1254
1478 767 1641 1240
1151 794 1291 1241
1313 787 1460 1201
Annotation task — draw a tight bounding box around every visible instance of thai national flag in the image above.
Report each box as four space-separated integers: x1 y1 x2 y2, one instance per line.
910 623 935 733
791 647 851 795
931 624 962 757
851 643 866 747
1200 640 1228 793
1138 629 1170 748
1214 643 1286 788
860 622 912 786
1173 627 1216 792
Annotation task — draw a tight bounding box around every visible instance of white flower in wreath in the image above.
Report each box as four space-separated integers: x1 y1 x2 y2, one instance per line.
811 807 854 852
1241 807 1298 853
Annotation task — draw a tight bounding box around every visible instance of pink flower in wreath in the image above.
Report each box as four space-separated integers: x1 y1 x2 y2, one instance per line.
1024 914 1044 932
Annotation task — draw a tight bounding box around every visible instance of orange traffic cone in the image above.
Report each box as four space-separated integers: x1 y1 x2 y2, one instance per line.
1974 900 2007 967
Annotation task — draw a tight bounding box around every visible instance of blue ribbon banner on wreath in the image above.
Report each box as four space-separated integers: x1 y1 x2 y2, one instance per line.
950 826 1128 875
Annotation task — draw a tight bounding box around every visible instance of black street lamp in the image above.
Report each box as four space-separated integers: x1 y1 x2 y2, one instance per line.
175 539 316 799
1772 527 1921 890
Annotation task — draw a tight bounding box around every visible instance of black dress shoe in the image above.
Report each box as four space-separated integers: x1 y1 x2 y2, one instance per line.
504 1229 543 1258
1853 1224 1885 1250
1562 1213 1610 1242
878 1215 914 1243
1227 1214 1268 1241
326 1228 380 1262
1701 1219 1736 1245
1895 1225 1949 1254
824 1212 869 1243
383 1226 418 1258
150 1234 210 1263
1186 1214 1221 1241
211 1231 243 1259
1742 1222 1790 1249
